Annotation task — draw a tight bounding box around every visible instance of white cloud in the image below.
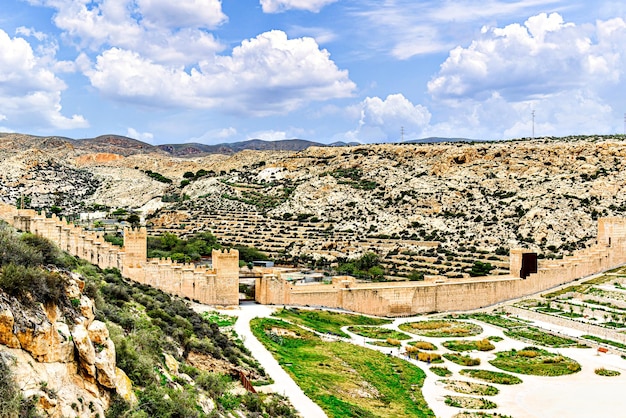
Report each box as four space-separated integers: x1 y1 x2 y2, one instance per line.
428 13 626 101
352 0 566 59
36 0 224 65
84 31 355 115
289 26 337 44
248 130 289 141
126 127 154 142
352 94 431 142
260 0 337 13
136 0 227 29
0 29 88 130
425 13 626 138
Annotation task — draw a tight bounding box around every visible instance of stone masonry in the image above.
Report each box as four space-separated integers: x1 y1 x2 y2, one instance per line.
0 203 240 306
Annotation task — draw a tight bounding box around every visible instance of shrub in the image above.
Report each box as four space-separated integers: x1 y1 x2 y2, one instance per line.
411 341 437 350
386 338 401 346
595 368 620 377
430 366 452 377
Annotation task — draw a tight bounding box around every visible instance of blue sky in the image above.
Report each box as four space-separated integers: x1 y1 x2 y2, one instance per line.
1 0 625 144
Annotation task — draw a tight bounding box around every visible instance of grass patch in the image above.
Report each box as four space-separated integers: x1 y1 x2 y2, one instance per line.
452 412 513 418
489 347 581 376
347 326 411 340
444 395 497 410
503 327 578 348
399 320 482 338
200 311 237 327
487 336 503 342
443 353 480 367
595 368 621 376
440 380 499 396
582 335 626 350
273 307 390 338
251 318 434 418
408 341 438 351
430 366 452 377
460 369 522 385
465 313 530 328
443 339 495 352
367 339 402 348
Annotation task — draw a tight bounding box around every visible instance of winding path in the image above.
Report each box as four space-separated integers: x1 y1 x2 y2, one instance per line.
195 302 327 418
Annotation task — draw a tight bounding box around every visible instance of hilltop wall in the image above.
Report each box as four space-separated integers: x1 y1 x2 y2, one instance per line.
0 203 239 306
257 218 626 316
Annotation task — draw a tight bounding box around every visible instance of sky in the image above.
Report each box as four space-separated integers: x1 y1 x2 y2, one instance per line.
1 1 626 145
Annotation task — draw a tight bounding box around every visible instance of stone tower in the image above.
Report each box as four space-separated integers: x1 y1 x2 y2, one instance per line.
212 248 240 305
122 227 147 272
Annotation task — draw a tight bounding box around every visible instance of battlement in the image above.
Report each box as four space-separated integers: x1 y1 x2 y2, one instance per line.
0 203 240 306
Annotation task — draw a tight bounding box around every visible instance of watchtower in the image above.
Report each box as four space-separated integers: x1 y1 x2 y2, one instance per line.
212 248 240 305
122 227 147 268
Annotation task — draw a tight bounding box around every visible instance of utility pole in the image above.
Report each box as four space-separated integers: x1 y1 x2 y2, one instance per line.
623 113 625 135
532 110 535 139
401 126 405 142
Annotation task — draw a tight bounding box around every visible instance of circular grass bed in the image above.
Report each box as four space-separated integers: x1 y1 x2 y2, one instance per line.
367 340 401 347
443 339 495 352
408 340 438 351
443 353 480 366
444 395 497 409
430 366 452 377
400 320 483 338
439 380 499 396
595 368 621 377
460 369 523 385
453 412 513 418
489 347 581 376
347 325 411 340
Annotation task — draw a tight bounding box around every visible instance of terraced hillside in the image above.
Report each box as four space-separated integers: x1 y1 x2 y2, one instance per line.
2 134 626 275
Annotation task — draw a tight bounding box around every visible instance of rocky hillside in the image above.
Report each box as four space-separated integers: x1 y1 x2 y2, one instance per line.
0 225 297 417
1 133 626 259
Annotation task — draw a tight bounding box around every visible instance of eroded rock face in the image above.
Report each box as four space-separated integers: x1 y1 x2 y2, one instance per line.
0 271 137 417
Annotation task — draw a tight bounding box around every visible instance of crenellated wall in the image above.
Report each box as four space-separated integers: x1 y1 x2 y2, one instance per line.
256 218 626 316
0 203 240 306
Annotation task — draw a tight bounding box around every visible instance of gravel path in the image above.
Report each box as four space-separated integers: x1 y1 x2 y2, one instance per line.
194 302 327 418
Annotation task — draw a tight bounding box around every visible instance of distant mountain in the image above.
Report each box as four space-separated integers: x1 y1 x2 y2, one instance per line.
76 135 166 156
157 139 327 156
402 137 483 144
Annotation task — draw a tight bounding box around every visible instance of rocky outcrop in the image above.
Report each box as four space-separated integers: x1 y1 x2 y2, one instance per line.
0 272 137 417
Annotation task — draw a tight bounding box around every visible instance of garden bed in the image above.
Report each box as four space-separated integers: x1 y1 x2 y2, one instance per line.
459 369 523 385
399 320 482 338
489 347 581 376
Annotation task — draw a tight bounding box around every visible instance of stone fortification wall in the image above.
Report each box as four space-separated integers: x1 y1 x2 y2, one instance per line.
0 203 239 306
257 218 626 316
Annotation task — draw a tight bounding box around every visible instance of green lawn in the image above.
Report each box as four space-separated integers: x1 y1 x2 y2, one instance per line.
489 347 581 376
459 369 523 385
399 320 483 338
442 339 495 352
273 307 391 338
347 325 411 340
251 317 434 418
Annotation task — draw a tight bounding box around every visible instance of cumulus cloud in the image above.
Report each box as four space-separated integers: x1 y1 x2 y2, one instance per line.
136 0 227 29
84 30 355 115
351 94 431 142
126 127 154 142
425 13 626 138
0 29 88 130
260 0 337 13
37 0 224 65
428 13 626 101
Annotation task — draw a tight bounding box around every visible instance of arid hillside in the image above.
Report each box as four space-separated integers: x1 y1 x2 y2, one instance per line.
1 133 626 261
